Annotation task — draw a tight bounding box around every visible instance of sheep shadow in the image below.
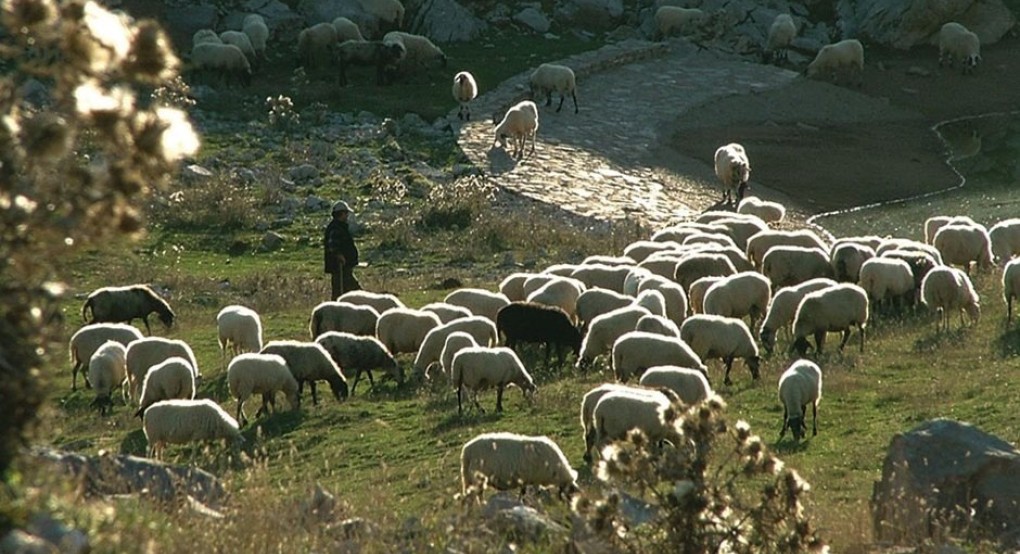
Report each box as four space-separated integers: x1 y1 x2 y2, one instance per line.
994 326 1020 358
244 408 305 441
485 145 527 176
432 410 503 433
913 326 971 352
701 199 737 214
772 437 812 455
119 427 149 457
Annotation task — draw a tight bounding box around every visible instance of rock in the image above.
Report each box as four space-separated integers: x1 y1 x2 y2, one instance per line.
483 493 567 542
224 0 302 34
304 195 329 212
19 79 50 107
260 231 285 251
232 168 257 184
25 515 89 554
554 0 625 31
299 484 341 526
182 164 214 182
906 65 932 76
836 0 1015 50
871 419 1020 548
617 490 659 527
295 0 380 38
0 529 58 554
410 0 487 42
163 4 218 52
288 163 319 181
514 7 551 33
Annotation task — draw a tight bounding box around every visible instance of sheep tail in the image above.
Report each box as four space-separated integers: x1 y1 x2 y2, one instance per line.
82 297 93 323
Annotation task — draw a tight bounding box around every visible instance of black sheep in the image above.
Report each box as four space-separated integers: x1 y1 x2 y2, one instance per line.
496 302 582 368
335 39 406 86
81 284 175 336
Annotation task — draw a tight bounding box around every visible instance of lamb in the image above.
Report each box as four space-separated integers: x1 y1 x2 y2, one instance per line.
612 330 706 383
335 39 407 86
412 316 499 376
746 229 829 270
460 432 577 501
673 253 737 291
526 278 585 322
309 301 380 338
81 284 175 336
529 63 578 114
443 288 511 322
375 307 442 356
592 389 683 459
68 323 143 391
450 346 536 415
737 195 786 223
332 16 366 42
216 305 263 361
777 359 822 442
570 264 632 294
87 341 127 415
437 331 479 382
938 22 981 74
421 302 472 323
858 257 916 314
920 266 980 332
762 246 835 289
492 99 539 160
452 71 478 120
296 22 338 69
260 340 348 405
764 13 796 64
193 29 222 47
791 283 869 355
640 365 713 406
125 337 199 403
142 399 242 460
635 314 681 337
227 353 300 426
933 222 993 274
679 314 760 386
702 271 772 331
830 242 875 282
714 143 751 205
219 30 256 66
361 0 405 33
134 357 196 417
315 331 401 394
496 301 582 367
636 275 688 328
806 39 864 86
653 6 705 39
1003 259 1020 323
759 278 837 354
989 218 1020 263
242 14 269 61
383 31 446 75
687 276 723 315
190 42 252 86
576 305 651 370
576 288 633 330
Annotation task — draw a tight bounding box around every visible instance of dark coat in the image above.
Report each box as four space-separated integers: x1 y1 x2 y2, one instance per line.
324 218 358 274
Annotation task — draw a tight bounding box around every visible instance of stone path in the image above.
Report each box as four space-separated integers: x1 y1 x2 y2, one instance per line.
454 39 800 231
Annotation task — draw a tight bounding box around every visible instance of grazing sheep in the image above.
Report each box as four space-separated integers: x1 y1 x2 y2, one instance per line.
592 389 682 458
737 196 786 223
679 314 760 386
219 30 256 65
375 308 442 356
687 276 722 316
762 246 835 290
68 323 143 391
227 353 299 426
806 38 864 86
759 278 837 354
638 253 683 281
496 301 582 368
778 359 822 442
582 254 636 266
437 331 478 382
653 6 705 39
833 235 885 252
764 13 796 64
81 284 175 336
576 288 633 330
920 266 980 332
938 21 981 74
673 252 737 292
142 399 242 460
830 242 875 282
933 222 993 274
683 232 737 250
640 365 713 406
242 14 269 61
526 278 585 322
577 306 652 370
444 288 511 322
989 218 1020 263
746 229 829 270
135 357 197 417
924 215 974 245
383 31 446 75
413 316 499 376
714 143 751 205
421 302 472 323
521 273 562 297
499 272 534 302
260 340 348 405
310 301 380 338
452 71 478 120
88 341 127 415
297 22 338 69
881 248 940 292
192 28 222 47
315 331 401 394
460 432 577 501
335 39 407 86
637 275 689 328
332 16 366 42
217 305 263 361
493 99 539 160
635 314 681 337
451 346 536 414
624 239 681 262
125 337 199 403
634 288 667 318
579 384 665 462
710 216 769 252
1003 259 1020 323
362 0 405 33
623 266 657 296
190 42 252 86
877 237 944 264
529 63 578 114
570 264 632 294
702 271 772 331
612 330 706 383
791 283 869 355
858 257 916 314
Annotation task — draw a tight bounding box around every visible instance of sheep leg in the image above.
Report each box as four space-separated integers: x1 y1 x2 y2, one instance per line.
365 369 376 392
309 381 320 406
72 363 81 391
813 331 826 354
778 407 788 439
555 93 565 113
495 385 505 413
859 323 866 352
350 371 362 396
236 399 248 427
1008 296 1013 324
838 329 852 351
570 91 578 114
723 357 734 386
142 316 152 336
812 402 818 436
457 385 464 415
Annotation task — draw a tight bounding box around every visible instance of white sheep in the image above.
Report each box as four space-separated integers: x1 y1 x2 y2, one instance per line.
577 305 652 370
764 13 797 64
361 0 405 33
1003 259 1020 324
310 301 381 338
68 322 143 391
791 283 869 355
578 384 668 462
260 340 348 405
636 275 688 328
709 215 769 252
737 196 785 223
592 389 682 459
777 359 822 442
339 289 405 314
635 288 667 318
759 278 837 353
682 232 737 250
924 215 974 245
242 14 269 61
806 38 864 86
624 239 681 262
521 273 560 297
193 29 222 47
570 264 632 294
315 331 401 394
227 353 299 426
383 31 446 76
653 6 705 40
452 71 478 121
989 218 1020 263
526 278 586 323
920 266 980 332
460 432 577 501
687 276 722 315
834 235 885 252
878 237 945 264
81 284 176 336
623 266 657 296
638 253 683 281
335 38 407 86
830 242 875 282
219 30 256 65
881 248 941 293
762 246 835 289
413 316 498 376
702 271 772 331
135 357 196 417
421 301 472 323
679 314 760 386
529 63 578 114
746 229 829 270
125 337 199 403
190 42 252 86
443 288 511 322
499 272 534 301
142 399 242 460
673 252 737 292
635 313 681 337
332 16 366 42
297 22 338 69
612 330 706 383
375 307 442 356
714 143 751 205
582 254 636 266
437 331 479 382
216 305 263 362
450 346 536 415
575 288 633 330
87 341 127 415
857 257 916 313
493 99 539 160
938 21 981 74
640 365 713 406
933 222 993 274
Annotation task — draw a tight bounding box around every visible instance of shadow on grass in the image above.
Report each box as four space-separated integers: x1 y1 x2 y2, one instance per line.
993 325 1020 358
771 437 812 455
485 145 522 176
432 409 504 433
246 407 305 441
119 427 149 456
913 326 971 352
